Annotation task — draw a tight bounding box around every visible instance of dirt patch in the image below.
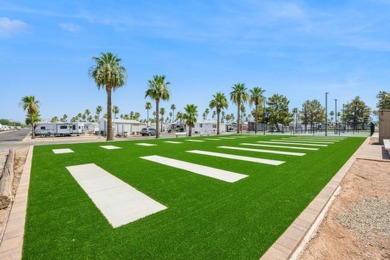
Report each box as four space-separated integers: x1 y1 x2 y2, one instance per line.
300 158 390 260
0 147 29 241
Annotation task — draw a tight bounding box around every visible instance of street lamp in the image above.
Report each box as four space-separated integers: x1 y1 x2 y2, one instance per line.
263 98 266 135
334 99 338 134
325 92 329 136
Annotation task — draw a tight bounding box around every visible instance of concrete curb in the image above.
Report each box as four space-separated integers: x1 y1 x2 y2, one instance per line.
260 137 370 260
0 146 33 260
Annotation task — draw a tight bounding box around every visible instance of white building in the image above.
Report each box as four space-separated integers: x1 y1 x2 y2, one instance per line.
192 121 226 135
99 119 143 136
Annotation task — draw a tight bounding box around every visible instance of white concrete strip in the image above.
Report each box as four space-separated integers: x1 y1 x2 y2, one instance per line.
66 163 167 228
100 145 122 150
218 137 236 139
282 137 343 141
53 148 74 154
185 139 205 142
164 141 183 144
257 141 327 147
272 139 333 144
240 143 318 151
187 150 284 165
135 143 157 146
218 146 306 156
141 155 248 183
204 138 221 141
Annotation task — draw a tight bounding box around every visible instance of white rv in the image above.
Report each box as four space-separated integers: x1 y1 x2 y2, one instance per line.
35 122 84 136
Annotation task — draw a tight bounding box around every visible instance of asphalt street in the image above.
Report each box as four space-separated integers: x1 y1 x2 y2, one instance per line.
0 129 31 153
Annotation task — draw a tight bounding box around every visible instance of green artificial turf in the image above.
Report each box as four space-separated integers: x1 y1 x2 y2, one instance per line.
23 135 365 259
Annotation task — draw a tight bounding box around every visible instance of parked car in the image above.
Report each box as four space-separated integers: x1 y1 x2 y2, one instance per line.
140 127 157 136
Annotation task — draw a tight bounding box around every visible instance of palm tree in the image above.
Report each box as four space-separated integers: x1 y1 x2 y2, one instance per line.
204 108 210 120
113 105 119 119
145 102 152 126
96 105 103 121
183 104 198 136
249 87 265 134
230 83 249 134
134 112 141 121
176 112 183 125
170 104 176 123
160 107 165 132
51 116 59 122
89 52 127 141
145 75 170 138
85 109 91 118
61 114 68 122
21 96 39 139
209 92 228 135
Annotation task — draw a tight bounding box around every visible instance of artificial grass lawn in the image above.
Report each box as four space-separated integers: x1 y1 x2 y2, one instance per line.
23 135 364 259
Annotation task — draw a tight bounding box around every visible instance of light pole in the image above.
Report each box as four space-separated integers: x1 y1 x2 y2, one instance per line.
334 99 338 134
325 92 329 136
263 98 266 135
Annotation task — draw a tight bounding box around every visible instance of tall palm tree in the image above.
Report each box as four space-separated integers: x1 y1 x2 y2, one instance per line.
85 109 91 118
21 96 39 139
160 107 165 132
145 102 152 126
90 52 127 141
183 104 198 137
230 83 249 134
176 112 183 125
204 108 210 121
96 105 103 121
170 104 176 123
145 75 170 138
209 92 228 135
112 105 119 119
249 87 265 134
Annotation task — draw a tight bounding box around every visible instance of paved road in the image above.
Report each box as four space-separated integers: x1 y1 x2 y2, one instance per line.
0 129 30 153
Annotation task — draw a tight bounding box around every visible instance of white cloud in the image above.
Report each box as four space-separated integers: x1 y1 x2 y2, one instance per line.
59 23 82 33
0 17 28 37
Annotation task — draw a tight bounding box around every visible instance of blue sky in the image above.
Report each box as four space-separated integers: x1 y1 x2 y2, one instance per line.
1 0 389 123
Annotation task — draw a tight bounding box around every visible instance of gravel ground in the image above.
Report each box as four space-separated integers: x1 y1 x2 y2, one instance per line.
300 157 390 260
338 198 390 247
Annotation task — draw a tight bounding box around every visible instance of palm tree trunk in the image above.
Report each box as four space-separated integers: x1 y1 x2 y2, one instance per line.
189 125 192 136
255 103 258 134
30 114 35 139
217 110 220 135
106 88 113 141
237 100 240 134
147 109 149 127
155 100 160 138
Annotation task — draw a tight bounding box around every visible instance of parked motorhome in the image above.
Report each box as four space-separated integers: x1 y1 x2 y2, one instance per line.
35 122 84 136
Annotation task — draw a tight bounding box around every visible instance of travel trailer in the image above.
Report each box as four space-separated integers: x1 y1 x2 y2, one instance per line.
35 122 84 136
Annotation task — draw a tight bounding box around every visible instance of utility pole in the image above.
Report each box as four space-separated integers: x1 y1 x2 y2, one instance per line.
335 99 338 134
263 99 266 135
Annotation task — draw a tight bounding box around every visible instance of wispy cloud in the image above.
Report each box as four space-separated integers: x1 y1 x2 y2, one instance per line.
59 23 82 33
0 16 28 37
